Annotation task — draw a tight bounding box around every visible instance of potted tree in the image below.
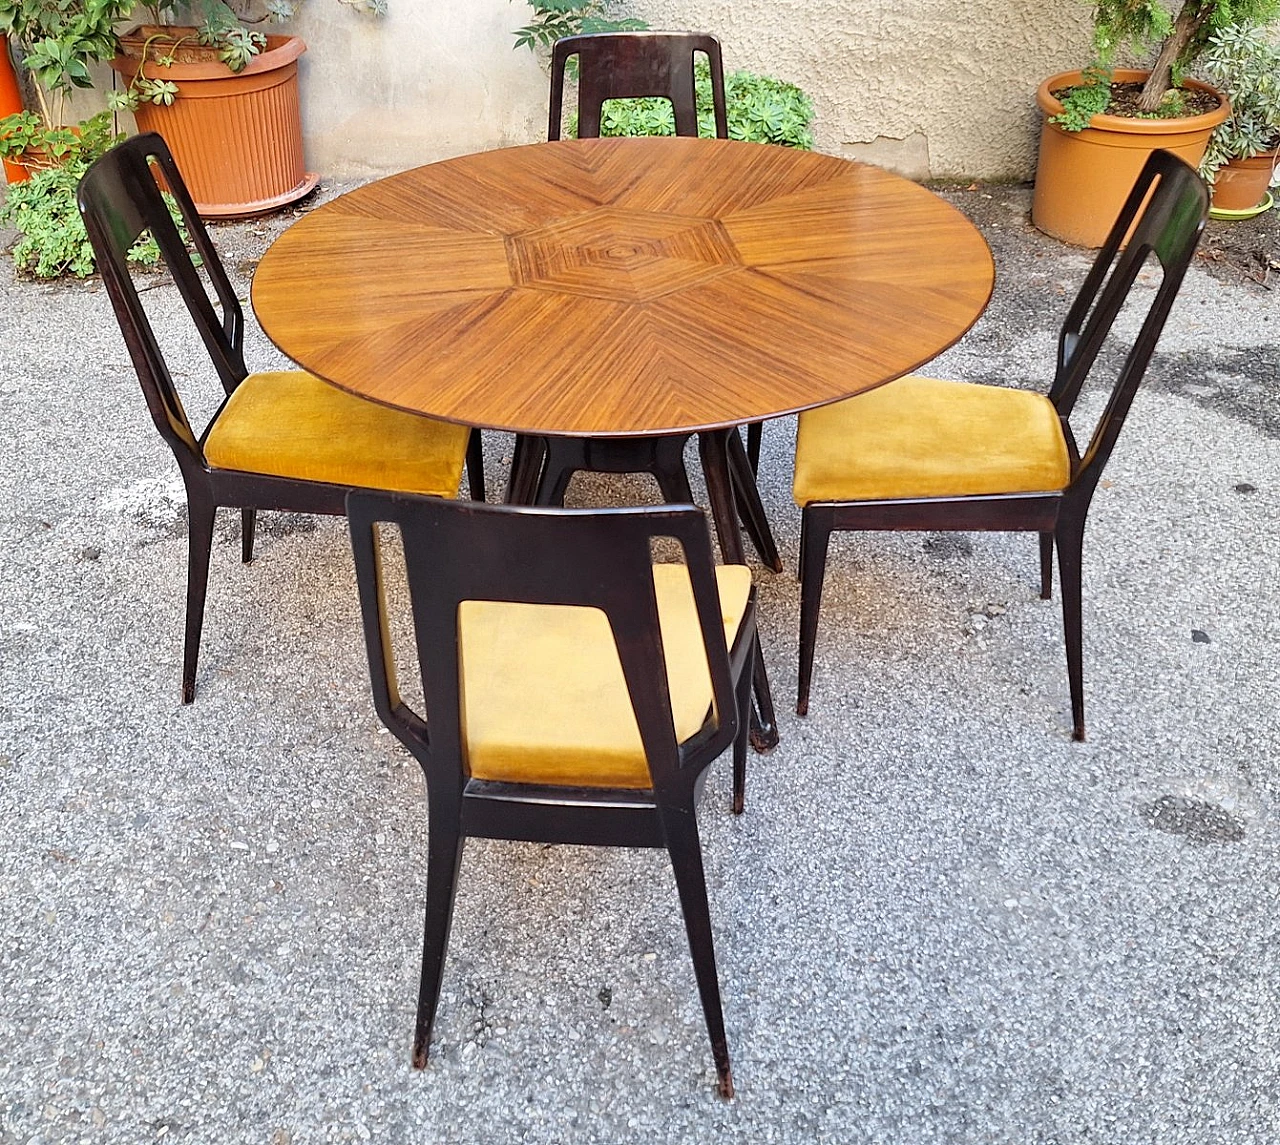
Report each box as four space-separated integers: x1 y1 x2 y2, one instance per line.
1199 21 1280 215
1032 0 1278 246
109 0 382 218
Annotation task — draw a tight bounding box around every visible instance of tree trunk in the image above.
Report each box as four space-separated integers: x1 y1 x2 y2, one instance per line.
1138 1 1213 113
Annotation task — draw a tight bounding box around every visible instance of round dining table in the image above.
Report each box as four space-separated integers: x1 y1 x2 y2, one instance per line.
252 135 995 748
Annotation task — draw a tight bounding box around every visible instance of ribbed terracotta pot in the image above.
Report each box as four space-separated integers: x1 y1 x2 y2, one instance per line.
1032 69 1228 247
1211 148 1279 212
111 31 318 218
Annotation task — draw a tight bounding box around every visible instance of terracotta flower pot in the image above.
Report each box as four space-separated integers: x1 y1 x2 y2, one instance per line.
1211 147 1279 212
110 30 318 218
1032 69 1229 247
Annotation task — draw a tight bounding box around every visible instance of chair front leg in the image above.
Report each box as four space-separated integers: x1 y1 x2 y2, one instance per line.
731 632 755 814
1039 531 1054 600
182 487 217 704
241 508 256 564
412 816 465 1068
659 805 734 1099
1054 512 1087 742
797 507 834 716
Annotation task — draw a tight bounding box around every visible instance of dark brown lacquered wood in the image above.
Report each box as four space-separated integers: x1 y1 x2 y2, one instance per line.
252 136 994 438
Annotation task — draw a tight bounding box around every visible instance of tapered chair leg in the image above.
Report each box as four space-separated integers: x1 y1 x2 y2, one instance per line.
1054 515 1087 742
534 442 576 507
1039 531 1054 600
745 423 761 475
796 510 833 716
749 639 778 753
465 430 486 502
182 491 217 704
412 820 465 1069
731 638 754 815
241 508 256 564
661 809 734 1099
655 459 695 505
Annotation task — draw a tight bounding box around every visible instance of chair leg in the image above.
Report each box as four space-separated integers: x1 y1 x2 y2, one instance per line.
465 430 486 502
1039 531 1054 600
241 508 256 564
796 510 833 717
661 809 734 1099
731 636 755 815
1055 514 1087 742
749 638 778 753
412 820 465 1069
745 423 762 475
654 439 695 505
725 429 782 573
182 491 217 705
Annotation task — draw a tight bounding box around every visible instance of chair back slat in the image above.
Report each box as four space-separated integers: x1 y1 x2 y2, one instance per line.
77 133 249 466
346 495 739 801
1048 150 1208 498
549 32 728 142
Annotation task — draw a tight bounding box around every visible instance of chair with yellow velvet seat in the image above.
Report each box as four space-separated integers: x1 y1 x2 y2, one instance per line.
793 149 1209 739
346 492 758 1098
77 133 484 703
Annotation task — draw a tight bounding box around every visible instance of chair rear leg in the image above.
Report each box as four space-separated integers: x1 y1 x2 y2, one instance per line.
183 491 217 704
1039 531 1054 600
662 810 734 1099
749 639 777 753
1055 515 1087 742
241 508 256 564
797 510 833 716
412 821 465 1068
465 429 486 502
654 438 696 505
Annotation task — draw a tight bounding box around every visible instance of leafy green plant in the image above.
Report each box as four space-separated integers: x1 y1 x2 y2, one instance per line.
1199 21 1280 180
0 0 135 131
586 59 814 149
511 0 645 53
0 109 189 278
1054 0 1280 129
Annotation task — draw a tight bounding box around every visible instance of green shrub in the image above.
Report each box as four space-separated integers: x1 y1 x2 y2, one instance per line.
586 60 814 149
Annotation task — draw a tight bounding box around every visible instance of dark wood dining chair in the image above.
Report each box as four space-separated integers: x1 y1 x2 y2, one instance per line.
792 149 1209 739
77 133 484 703
512 31 775 571
346 492 758 1098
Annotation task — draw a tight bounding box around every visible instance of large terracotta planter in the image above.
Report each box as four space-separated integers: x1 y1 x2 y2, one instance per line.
1032 69 1229 247
1211 147 1279 212
111 31 317 218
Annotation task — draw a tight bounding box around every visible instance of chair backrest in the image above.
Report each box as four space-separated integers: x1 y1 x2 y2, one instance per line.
77 132 247 467
1049 149 1209 500
549 31 728 141
346 494 740 804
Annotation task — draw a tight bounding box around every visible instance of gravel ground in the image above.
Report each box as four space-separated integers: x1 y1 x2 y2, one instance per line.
1 178 1278 1144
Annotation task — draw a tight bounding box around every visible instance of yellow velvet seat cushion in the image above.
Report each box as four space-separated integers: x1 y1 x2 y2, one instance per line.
458 564 752 789
793 375 1071 505
203 370 469 497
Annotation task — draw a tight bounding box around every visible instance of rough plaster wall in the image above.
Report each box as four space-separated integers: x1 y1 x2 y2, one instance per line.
191 0 1097 180
283 1 548 176
623 0 1095 178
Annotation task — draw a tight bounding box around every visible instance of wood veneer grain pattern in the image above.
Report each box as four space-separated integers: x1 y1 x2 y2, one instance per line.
252 136 994 436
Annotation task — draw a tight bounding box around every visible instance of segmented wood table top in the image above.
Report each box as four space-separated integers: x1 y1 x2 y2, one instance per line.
252 136 994 437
